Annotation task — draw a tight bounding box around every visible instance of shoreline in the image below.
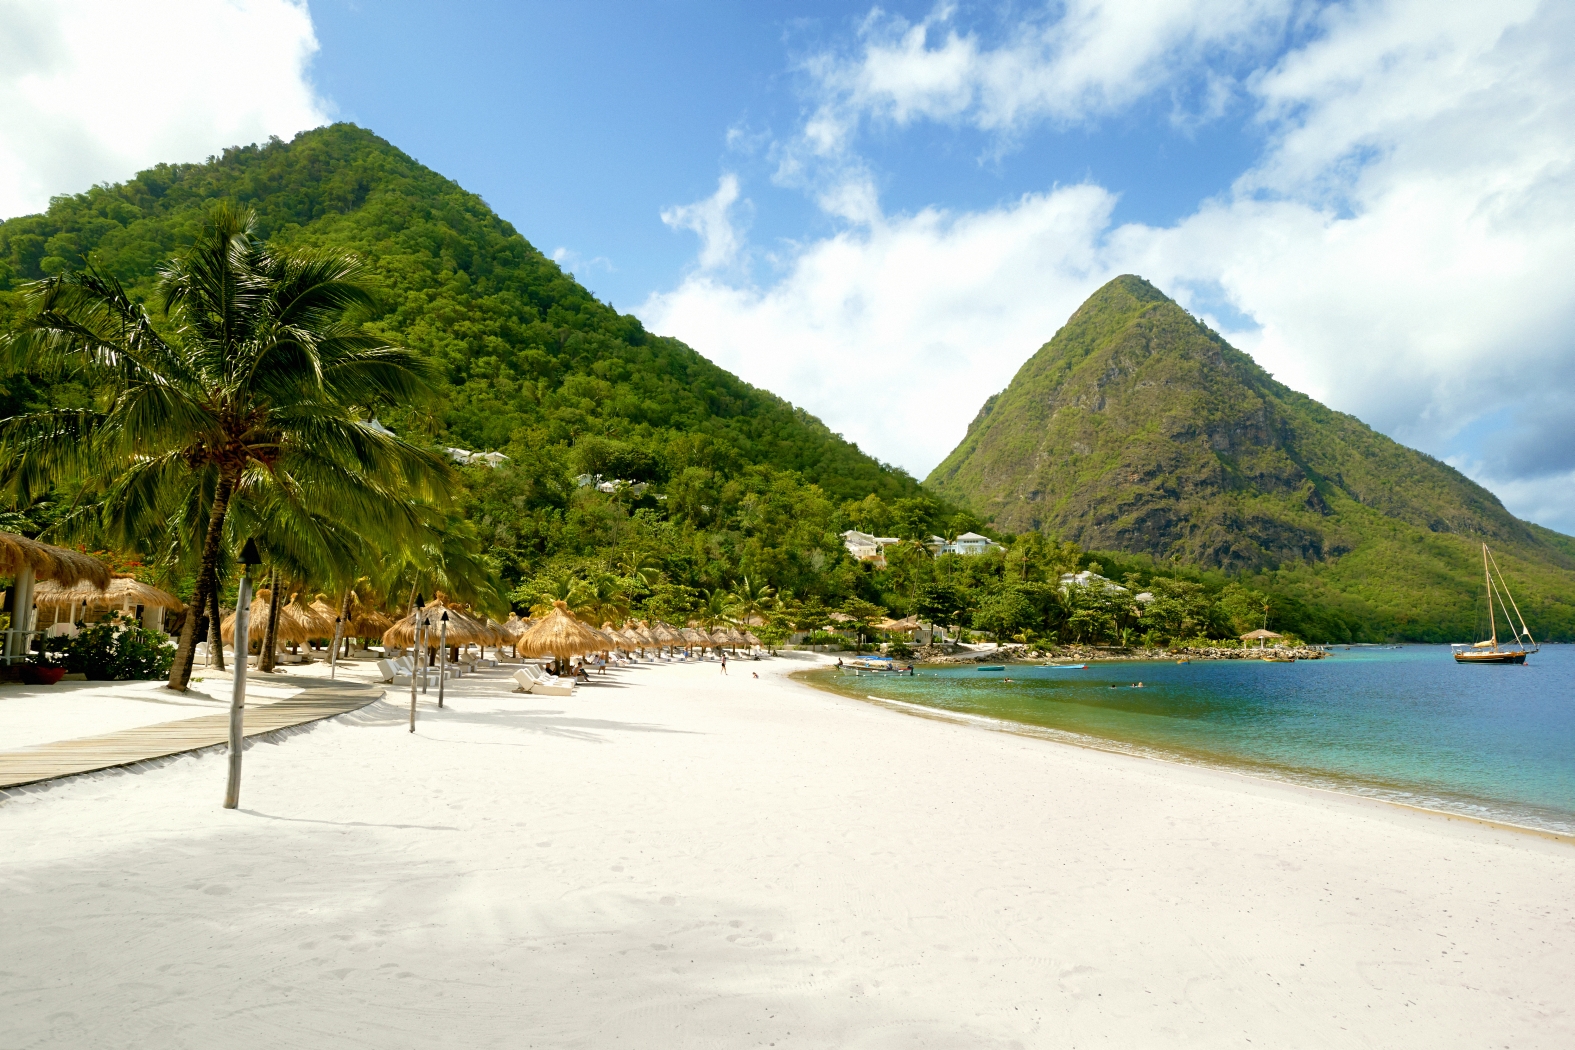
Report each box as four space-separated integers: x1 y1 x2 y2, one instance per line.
796 666 1575 843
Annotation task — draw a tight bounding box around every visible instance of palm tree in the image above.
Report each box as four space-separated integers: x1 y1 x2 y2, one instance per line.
0 204 450 690
728 575 775 628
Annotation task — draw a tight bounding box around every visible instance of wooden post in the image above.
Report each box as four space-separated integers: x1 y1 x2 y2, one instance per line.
438 611 448 709
224 540 260 809
409 596 424 733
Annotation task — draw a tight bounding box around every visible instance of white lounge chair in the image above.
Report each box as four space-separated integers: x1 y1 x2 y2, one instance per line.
513 666 575 696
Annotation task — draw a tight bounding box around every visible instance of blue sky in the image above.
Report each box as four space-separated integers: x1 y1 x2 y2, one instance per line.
2 1 1572 532
308 1 1262 310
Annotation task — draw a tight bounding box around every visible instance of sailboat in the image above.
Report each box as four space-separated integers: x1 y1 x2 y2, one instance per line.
1453 544 1538 664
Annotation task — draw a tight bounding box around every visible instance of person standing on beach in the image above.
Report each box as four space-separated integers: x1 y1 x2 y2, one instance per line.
720 652 728 675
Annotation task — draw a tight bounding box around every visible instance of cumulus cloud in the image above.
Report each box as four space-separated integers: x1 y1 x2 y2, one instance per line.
644 0 1575 532
0 0 328 219
660 174 746 271
799 0 1294 152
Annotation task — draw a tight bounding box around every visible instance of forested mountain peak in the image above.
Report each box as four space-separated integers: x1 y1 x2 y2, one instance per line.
925 275 1575 640
0 123 917 504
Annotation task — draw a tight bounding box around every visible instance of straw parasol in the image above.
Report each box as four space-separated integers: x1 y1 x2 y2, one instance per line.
501 612 529 641
0 532 112 589
601 623 630 651
679 626 708 649
290 593 336 639
618 626 646 650
517 600 607 662
348 606 393 637
220 588 317 644
1240 628 1283 649
383 598 495 650
632 621 659 647
743 630 761 648
308 594 342 633
34 574 182 613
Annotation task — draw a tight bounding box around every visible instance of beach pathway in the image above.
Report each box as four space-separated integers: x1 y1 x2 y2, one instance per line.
0 673 384 789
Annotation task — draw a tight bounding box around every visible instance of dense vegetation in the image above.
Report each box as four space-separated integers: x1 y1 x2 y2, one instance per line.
0 124 964 638
927 276 1575 641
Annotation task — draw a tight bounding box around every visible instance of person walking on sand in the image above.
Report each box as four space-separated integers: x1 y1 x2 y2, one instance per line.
720 652 728 675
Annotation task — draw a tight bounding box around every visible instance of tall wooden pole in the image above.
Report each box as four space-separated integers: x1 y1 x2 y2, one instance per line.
224 540 260 809
409 596 424 733
437 611 448 709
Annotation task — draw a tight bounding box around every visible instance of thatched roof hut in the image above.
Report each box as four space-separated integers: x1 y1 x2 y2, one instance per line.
0 532 112 588
34 574 182 613
517 600 606 659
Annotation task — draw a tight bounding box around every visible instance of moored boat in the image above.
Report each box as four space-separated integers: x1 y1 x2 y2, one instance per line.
1453 544 1537 665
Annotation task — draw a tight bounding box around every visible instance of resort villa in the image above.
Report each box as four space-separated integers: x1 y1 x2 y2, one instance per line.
840 530 901 563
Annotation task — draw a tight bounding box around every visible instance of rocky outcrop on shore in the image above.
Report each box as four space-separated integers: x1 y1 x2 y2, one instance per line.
916 643 1328 663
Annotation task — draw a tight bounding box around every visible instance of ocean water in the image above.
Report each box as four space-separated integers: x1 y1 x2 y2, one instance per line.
807 645 1575 834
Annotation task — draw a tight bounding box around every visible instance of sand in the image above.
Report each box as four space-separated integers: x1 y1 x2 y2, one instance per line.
2 652 1571 1048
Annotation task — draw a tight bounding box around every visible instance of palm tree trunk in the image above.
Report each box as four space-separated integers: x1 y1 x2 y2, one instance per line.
339 591 354 657
210 585 226 671
258 570 281 672
168 476 234 691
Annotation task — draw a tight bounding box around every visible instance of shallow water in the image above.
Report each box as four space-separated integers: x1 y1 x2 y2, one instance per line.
807 645 1575 834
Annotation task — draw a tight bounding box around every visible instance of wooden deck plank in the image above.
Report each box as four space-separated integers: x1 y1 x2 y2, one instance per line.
0 676 386 789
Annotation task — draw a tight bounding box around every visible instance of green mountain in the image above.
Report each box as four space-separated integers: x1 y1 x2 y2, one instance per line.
0 124 916 505
0 124 947 609
927 276 1575 641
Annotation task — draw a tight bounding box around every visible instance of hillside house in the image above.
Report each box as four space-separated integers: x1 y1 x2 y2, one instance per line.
841 530 900 563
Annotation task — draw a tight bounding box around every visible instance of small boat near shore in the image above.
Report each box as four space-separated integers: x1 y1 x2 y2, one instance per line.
1453 544 1537 665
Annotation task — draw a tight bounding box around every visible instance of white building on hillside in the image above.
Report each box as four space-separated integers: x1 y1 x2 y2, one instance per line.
1058 570 1129 594
927 532 1003 556
841 530 900 562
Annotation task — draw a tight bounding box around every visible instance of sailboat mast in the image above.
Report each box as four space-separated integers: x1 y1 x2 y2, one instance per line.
1485 546 1539 653
1484 543 1497 650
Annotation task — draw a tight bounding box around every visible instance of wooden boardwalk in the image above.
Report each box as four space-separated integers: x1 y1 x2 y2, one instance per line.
0 675 385 790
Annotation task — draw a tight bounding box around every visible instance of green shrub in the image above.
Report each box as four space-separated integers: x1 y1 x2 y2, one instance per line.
54 616 175 680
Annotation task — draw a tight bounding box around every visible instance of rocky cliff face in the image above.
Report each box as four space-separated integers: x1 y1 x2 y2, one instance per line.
926 276 1545 572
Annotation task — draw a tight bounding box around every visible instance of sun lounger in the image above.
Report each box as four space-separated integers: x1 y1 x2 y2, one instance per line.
512 666 576 696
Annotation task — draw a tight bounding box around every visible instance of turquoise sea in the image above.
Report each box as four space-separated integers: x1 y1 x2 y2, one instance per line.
807 645 1575 835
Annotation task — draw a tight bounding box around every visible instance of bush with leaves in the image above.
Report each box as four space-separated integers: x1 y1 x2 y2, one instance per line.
54 616 175 680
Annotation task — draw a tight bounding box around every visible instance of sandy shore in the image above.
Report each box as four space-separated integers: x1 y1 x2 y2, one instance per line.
2 652 1571 1048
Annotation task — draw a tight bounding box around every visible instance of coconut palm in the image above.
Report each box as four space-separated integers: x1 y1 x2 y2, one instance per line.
0 203 450 690
728 575 775 627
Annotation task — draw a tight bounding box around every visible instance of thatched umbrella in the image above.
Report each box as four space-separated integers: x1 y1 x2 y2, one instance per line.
349 606 393 639
618 626 646 653
743 630 761 648
289 593 335 639
601 623 630 651
384 598 494 651
221 588 315 647
645 622 676 650
518 600 607 673
1240 628 1283 649
0 532 112 589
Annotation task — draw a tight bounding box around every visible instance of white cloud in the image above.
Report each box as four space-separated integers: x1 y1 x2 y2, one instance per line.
660 174 746 271
0 0 327 219
802 0 1294 150
644 1 1575 533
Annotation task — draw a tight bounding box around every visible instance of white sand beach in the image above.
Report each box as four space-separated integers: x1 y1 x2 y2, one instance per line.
2 653 1572 1048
